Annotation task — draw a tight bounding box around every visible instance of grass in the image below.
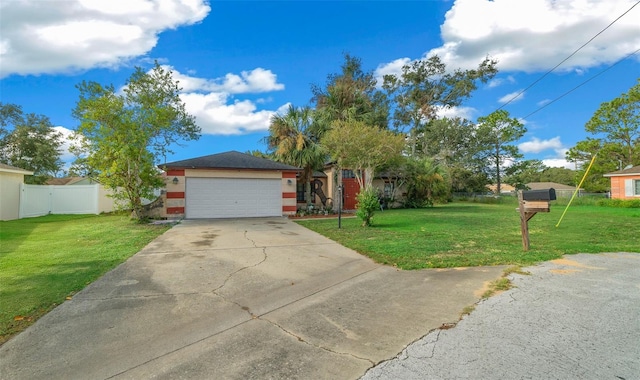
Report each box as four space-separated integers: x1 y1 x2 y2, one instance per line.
0 214 170 344
296 199 640 270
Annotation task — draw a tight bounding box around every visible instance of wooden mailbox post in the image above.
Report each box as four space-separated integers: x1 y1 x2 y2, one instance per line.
518 188 556 251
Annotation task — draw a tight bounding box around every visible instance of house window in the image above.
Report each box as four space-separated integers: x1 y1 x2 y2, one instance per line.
342 169 356 179
635 180 640 195
383 182 393 198
296 182 306 202
296 182 316 202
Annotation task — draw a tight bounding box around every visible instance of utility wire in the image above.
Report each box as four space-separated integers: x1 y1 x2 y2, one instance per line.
497 0 640 109
522 48 640 119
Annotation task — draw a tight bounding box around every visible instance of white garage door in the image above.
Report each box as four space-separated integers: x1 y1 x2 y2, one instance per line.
185 178 282 218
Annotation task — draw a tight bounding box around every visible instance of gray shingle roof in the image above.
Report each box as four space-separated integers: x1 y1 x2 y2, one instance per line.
162 151 301 171
526 182 578 190
603 165 640 177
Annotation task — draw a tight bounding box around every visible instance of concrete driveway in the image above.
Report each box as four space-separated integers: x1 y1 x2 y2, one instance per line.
361 252 640 380
0 217 505 380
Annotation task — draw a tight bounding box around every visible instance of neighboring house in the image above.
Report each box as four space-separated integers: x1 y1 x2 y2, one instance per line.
487 183 516 194
0 163 34 221
526 182 580 198
45 176 97 186
161 151 301 219
603 165 640 199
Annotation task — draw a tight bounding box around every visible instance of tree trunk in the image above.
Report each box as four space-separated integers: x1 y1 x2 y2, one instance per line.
304 167 313 209
495 143 501 194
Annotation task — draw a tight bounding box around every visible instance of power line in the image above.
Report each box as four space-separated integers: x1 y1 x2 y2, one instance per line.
497 0 640 109
522 48 640 119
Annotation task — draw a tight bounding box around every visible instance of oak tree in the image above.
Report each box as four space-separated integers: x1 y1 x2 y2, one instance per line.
0 103 63 184
73 63 200 220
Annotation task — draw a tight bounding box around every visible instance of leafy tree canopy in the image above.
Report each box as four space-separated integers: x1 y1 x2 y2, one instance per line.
475 110 526 194
265 105 326 206
312 53 389 130
567 79 639 191
322 118 405 189
0 102 63 184
72 62 200 219
383 55 497 156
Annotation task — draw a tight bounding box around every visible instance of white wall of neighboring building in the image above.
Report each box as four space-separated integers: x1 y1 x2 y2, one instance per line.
0 171 28 221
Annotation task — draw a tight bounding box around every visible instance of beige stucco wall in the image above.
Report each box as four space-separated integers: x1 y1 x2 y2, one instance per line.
372 178 407 208
0 172 25 221
97 185 116 213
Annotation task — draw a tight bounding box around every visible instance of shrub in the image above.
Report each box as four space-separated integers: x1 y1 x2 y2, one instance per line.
356 186 379 227
597 198 640 208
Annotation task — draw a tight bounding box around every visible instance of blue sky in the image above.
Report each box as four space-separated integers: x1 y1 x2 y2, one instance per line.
1 0 639 171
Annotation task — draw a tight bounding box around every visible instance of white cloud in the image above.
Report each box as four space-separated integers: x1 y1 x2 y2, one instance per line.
436 105 476 120
488 76 516 88
542 158 574 169
518 137 573 168
374 58 411 84
167 66 285 94
519 136 563 153
498 90 525 104
181 92 284 135
114 66 287 135
53 126 78 161
0 0 210 77
163 67 288 135
537 99 552 107
426 0 640 72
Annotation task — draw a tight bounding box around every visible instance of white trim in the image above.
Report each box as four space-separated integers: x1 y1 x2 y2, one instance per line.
0 167 34 175
625 179 633 196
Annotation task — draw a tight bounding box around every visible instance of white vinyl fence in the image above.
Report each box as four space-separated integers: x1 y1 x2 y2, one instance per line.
19 184 115 218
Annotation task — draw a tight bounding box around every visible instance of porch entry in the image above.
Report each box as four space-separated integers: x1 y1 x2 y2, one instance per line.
342 169 362 210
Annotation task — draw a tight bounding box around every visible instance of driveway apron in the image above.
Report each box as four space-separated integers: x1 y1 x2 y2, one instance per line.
0 218 505 380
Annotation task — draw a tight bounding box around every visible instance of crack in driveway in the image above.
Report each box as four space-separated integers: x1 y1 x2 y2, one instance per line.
262 317 376 366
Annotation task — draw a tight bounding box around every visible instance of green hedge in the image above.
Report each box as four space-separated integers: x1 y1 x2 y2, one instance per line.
597 198 640 208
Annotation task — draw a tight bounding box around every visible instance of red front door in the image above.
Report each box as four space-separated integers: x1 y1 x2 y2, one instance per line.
342 169 361 210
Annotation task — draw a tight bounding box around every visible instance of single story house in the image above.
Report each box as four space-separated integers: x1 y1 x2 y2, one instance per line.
0 163 34 221
161 151 301 219
487 183 516 194
526 182 580 198
45 176 97 186
603 165 640 199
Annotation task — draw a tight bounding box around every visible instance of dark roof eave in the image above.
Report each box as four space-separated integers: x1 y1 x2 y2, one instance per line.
160 151 302 172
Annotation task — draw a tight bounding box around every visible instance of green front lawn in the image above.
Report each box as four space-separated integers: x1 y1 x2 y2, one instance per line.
296 200 640 269
0 214 170 344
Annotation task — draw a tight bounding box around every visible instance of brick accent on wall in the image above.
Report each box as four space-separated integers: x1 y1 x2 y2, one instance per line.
166 169 185 176
282 171 297 178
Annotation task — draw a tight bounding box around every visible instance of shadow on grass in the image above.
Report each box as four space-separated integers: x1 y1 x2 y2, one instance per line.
0 256 142 345
0 215 97 257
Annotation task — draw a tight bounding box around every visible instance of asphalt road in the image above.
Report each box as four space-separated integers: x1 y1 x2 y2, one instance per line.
361 252 640 380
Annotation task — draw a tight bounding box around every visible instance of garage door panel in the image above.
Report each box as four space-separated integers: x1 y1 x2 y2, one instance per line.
186 178 281 218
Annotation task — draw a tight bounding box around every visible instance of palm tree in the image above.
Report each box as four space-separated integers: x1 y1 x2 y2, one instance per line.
406 157 450 206
266 105 326 208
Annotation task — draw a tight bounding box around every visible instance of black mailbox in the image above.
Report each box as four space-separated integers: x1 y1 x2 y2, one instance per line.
522 188 556 201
